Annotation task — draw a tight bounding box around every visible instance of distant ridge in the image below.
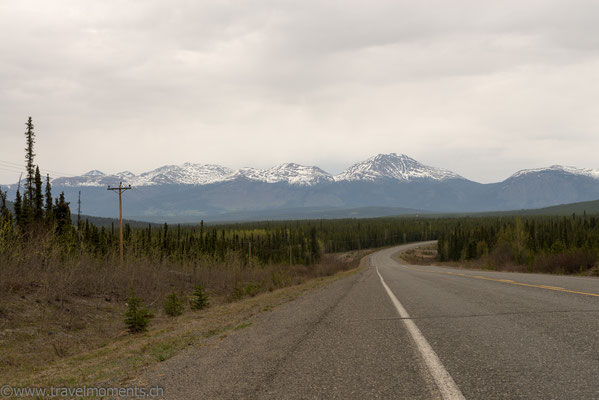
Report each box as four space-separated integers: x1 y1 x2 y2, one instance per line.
4 153 599 222
21 153 467 188
509 165 599 180
6 196 599 224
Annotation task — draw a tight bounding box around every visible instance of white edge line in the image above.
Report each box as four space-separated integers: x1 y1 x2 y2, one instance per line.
376 264 465 400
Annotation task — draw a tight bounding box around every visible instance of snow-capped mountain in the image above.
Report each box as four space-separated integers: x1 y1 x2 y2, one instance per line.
133 163 234 186
7 153 599 222
508 165 599 180
51 163 234 187
227 164 334 186
334 153 463 182
49 154 461 187
51 162 335 187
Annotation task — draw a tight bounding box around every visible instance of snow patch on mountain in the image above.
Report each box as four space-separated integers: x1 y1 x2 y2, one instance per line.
227 163 334 185
334 153 462 182
47 155 464 187
509 165 599 180
82 170 105 177
52 164 234 187
133 163 234 185
51 162 334 187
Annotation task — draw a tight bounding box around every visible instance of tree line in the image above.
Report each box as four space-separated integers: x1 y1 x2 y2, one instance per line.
437 215 599 273
2 117 599 275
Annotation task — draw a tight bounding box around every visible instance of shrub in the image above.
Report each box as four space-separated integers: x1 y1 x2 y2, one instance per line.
532 249 596 274
189 285 209 310
124 293 154 333
231 281 263 300
164 292 184 317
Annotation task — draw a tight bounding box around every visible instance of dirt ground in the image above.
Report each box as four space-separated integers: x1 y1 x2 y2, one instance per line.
0 250 371 387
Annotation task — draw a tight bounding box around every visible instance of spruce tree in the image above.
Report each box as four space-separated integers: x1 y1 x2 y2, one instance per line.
309 227 320 264
14 188 22 227
124 292 153 333
0 188 6 213
190 285 210 310
163 292 184 317
33 166 43 222
44 174 53 222
23 117 35 209
0 188 11 223
54 192 71 236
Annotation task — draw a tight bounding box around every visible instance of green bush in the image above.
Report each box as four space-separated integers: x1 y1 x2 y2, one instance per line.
164 292 184 317
190 285 209 310
231 281 263 300
124 293 154 333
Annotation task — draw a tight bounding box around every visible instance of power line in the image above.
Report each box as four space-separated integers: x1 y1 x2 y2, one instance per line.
0 166 24 174
0 159 77 177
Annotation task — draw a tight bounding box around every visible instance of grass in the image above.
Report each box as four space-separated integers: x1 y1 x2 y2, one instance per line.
233 322 253 331
1 249 371 387
399 245 439 265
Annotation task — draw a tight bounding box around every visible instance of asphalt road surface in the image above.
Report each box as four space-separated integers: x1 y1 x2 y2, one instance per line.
144 242 599 399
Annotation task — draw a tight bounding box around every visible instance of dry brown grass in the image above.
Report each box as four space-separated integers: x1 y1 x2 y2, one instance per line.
399 245 439 265
0 241 371 387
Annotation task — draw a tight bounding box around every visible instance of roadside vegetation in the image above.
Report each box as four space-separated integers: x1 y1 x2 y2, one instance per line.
396 216 599 276
437 215 599 275
2 117 599 386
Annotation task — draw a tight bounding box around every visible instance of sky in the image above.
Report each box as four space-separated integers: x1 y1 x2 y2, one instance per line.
1 0 599 184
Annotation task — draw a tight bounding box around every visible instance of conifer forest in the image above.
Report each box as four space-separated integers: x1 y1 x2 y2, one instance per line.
2 118 599 295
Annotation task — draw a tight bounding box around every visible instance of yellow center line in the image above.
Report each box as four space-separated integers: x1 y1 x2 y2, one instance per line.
400 265 599 298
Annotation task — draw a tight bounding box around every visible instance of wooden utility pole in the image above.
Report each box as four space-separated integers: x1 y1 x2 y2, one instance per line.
289 245 292 265
107 182 132 267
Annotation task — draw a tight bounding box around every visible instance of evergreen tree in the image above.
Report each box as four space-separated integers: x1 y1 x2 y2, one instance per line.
0 187 11 222
124 292 153 333
309 226 320 264
190 285 210 310
0 188 5 213
163 292 184 317
14 188 22 227
44 174 53 222
0 187 14 251
54 192 71 236
23 117 35 213
33 166 43 222
163 222 169 252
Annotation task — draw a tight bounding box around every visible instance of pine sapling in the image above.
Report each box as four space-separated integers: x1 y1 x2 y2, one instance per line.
190 285 210 310
164 292 184 317
124 293 154 333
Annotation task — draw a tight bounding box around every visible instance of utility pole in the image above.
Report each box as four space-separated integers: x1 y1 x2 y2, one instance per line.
107 182 132 267
289 245 292 265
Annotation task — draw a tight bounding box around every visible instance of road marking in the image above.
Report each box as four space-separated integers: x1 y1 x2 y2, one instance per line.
400 265 599 298
376 266 465 400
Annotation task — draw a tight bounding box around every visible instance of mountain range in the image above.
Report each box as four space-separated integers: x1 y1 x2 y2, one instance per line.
4 153 599 222
47 153 461 187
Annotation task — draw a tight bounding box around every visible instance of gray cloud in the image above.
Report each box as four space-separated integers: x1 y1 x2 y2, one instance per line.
1 0 599 184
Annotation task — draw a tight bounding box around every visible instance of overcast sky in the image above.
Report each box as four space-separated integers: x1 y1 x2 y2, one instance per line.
1 0 599 184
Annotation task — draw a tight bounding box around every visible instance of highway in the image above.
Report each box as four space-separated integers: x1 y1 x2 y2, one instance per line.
144 242 599 399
